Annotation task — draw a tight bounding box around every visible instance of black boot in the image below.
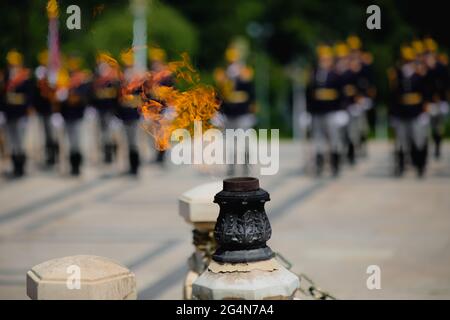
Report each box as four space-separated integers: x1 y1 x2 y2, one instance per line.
434 135 441 160
128 149 140 176
416 145 428 178
331 152 340 177
12 153 26 177
103 144 114 164
69 152 82 176
315 153 324 177
347 142 356 165
394 150 405 177
45 142 57 166
156 150 165 163
360 135 368 158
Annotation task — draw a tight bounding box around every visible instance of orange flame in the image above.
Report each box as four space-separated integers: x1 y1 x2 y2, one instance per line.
122 52 220 150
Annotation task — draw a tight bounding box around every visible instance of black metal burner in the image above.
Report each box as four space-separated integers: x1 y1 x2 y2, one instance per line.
212 177 274 263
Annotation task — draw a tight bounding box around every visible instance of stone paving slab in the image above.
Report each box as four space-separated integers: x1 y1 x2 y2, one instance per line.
0 140 449 299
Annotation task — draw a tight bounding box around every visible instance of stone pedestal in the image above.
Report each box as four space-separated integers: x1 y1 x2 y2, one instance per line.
179 181 222 299
193 259 299 300
26 255 136 300
192 177 300 300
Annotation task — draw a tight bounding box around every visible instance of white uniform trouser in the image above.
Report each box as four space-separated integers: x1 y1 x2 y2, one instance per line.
40 115 56 147
430 102 448 136
123 120 139 151
223 114 256 174
6 117 27 155
346 100 370 147
391 113 429 152
66 119 82 153
311 111 347 155
98 111 114 147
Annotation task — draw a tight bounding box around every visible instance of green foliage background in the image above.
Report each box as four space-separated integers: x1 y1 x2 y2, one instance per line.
0 0 447 136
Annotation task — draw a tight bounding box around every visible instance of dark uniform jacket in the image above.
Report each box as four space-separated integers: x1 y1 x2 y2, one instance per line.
59 71 91 121
116 67 141 122
1 68 33 120
426 62 449 102
306 67 343 115
92 73 121 114
33 76 54 117
389 66 428 119
220 76 255 118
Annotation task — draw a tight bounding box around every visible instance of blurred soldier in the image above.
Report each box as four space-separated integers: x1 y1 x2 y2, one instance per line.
148 47 174 166
347 35 376 156
334 41 359 165
423 37 449 159
33 50 58 167
214 42 256 176
1 50 33 178
0 69 5 160
117 50 141 176
388 45 429 177
55 54 91 176
92 52 121 164
306 45 346 176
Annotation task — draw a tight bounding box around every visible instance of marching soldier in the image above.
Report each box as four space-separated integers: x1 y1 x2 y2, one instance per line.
347 35 376 157
423 37 449 159
1 50 33 178
117 50 141 176
306 45 346 177
334 41 360 165
214 42 256 176
388 45 430 177
0 69 5 161
147 47 174 166
55 54 91 176
92 52 121 164
33 50 58 167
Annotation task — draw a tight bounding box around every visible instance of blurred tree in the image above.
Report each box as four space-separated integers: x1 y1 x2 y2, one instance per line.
0 0 447 135
0 0 198 67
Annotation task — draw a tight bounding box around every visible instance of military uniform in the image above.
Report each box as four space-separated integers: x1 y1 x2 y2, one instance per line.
423 38 449 159
347 35 376 153
148 47 174 165
306 58 346 176
117 59 142 175
389 47 429 177
92 56 121 164
335 41 371 165
56 65 91 176
1 51 33 177
215 44 256 176
34 58 58 166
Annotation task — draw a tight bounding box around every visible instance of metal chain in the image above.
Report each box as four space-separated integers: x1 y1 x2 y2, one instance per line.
275 252 337 300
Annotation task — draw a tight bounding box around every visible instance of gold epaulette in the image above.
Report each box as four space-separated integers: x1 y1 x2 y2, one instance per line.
401 92 422 105
227 90 249 103
314 88 338 101
6 92 26 105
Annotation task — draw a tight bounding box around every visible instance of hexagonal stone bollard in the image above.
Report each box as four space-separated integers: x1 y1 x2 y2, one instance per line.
192 177 300 300
179 180 222 299
26 255 137 300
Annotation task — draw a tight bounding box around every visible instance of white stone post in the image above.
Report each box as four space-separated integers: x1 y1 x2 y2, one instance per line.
178 181 222 299
26 255 137 300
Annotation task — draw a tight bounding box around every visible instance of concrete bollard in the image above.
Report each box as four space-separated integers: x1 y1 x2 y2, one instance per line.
179 181 222 299
192 177 300 300
26 255 137 300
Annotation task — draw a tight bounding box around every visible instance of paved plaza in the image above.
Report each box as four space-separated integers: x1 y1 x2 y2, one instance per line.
0 138 449 299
